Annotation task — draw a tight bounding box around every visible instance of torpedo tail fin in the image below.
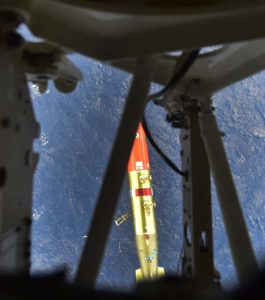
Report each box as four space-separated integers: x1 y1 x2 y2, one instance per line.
157 267 165 277
135 267 165 282
135 268 143 281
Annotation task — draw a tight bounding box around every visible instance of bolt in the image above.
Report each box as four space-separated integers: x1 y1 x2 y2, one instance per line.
0 167 7 188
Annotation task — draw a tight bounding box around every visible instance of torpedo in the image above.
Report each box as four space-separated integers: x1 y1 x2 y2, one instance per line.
128 123 165 281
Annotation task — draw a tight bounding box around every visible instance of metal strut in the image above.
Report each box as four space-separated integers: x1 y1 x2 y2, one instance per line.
75 57 156 288
199 97 259 284
180 101 215 281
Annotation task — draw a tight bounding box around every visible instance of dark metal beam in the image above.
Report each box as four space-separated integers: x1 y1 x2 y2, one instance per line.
181 101 215 281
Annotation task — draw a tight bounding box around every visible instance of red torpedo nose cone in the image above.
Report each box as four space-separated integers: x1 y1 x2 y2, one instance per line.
128 123 150 172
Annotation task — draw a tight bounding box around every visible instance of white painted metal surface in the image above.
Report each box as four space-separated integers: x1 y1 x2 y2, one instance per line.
29 1 265 60
0 46 39 272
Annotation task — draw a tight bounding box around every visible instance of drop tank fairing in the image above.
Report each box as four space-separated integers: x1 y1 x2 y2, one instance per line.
128 123 164 281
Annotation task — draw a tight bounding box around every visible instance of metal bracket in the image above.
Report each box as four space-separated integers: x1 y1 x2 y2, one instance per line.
180 100 215 281
23 42 83 93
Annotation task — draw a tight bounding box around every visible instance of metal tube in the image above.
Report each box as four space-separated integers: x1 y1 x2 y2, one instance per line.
75 57 155 288
198 98 259 284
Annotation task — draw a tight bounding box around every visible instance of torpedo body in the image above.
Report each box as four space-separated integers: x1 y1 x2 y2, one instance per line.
128 123 164 281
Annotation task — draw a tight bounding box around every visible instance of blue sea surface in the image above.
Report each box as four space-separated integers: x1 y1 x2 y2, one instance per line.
21 26 265 290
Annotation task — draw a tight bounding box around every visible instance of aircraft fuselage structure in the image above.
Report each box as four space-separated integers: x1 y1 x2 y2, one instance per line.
0 1 265 297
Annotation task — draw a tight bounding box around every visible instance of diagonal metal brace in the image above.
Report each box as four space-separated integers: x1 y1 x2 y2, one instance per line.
75 57 156 288
198 97 259 284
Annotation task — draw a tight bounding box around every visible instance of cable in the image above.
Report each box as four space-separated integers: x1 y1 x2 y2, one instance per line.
142 50 200 177
147 49 200 102
142 114 186 177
